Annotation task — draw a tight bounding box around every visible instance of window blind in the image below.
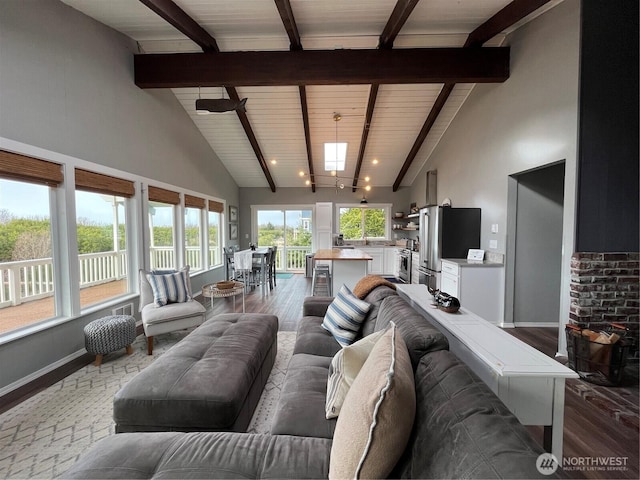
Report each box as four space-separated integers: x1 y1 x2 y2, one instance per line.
0 150 63 186
208 200 224 213
148 185 180 205
184 194 205 209
75 168 135 198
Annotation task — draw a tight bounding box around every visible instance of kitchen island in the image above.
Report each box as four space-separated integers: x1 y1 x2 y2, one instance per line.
314 248 372 292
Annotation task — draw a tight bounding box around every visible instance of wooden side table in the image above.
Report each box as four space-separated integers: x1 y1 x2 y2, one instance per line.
202 282 245 312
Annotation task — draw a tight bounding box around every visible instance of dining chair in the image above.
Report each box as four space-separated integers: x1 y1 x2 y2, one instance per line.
269 245 278 288
224 247 236 280
252 247 273 290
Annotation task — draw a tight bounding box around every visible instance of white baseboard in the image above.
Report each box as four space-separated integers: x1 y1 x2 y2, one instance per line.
0 348 87 398
512 322 559 328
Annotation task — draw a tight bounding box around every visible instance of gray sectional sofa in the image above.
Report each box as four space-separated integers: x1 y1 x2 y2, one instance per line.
63 284 551 479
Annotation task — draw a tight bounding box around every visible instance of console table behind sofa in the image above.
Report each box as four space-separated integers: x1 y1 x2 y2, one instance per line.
397 284 578 460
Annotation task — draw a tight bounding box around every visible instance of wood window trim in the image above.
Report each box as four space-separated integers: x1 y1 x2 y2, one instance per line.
0 150 63 186
148 185 180 205
75 168 134 198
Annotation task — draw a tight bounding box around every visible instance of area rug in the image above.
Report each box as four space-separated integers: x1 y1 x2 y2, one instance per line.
0 329 296 479
275 272 294 279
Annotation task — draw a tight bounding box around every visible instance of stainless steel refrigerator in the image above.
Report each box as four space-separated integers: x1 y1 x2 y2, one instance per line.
418 206 481 289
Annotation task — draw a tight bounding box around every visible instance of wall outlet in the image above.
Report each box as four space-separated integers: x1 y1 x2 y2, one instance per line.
491 223 499 233
245 233 249 239
489 239 498 249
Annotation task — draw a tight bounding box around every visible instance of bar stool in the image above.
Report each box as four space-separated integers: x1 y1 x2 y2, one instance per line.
312 264 332 296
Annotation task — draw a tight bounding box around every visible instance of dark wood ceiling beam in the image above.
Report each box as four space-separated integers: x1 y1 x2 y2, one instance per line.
299 86 315 192
139 0 219 52
352 0 419 192
379 0 420 49
274 0 302 50
352 84 379 192
392 83 454 191
465 0 552 47
392 0 552 191
274 1 315 191
138 0 276 192
134 48 510 88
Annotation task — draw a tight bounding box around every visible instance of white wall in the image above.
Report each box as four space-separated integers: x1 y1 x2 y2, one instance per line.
410 1 580 353
0 0 239 391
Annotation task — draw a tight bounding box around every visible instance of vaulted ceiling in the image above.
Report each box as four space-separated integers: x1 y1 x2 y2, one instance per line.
60 0 563 192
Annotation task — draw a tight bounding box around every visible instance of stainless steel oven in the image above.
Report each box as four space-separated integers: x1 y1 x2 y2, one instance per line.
398 249 411 283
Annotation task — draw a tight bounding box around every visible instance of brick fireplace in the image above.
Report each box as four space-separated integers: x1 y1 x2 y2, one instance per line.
569 252 639 337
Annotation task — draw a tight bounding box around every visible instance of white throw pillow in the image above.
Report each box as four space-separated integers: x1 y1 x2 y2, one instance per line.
322 285 371 347
325 328 387 419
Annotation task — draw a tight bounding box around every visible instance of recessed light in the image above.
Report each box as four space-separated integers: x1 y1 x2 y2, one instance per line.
365 185 371 191
270 159 277 165
305 180 310 185
364 176 370 182
372 159 379 165
299 171 305 177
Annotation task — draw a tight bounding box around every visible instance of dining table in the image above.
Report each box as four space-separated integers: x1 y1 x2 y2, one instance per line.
234 247 272 292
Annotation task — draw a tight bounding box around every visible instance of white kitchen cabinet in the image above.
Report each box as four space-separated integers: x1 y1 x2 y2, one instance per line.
411 253 420 284
314 202 333 267
384 248 398 276
440 259 505 324
360 247 384 274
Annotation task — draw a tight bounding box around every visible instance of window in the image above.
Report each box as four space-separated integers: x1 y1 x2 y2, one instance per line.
74 169 134 309
0 179 56 333
148 186 179 271
208 200 223 268
75 191 127 308
338 205 389 241
184 194 205 272
0 150 63 335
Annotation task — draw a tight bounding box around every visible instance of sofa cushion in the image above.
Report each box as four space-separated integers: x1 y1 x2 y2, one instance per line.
63 431 332 480
391 350 548 479
141 299 206 327
359 285 398 337
375 295 449 368
329 323 416 480
293 316 342 358
322 285 371 346
325 328 386 419
270 353 337 439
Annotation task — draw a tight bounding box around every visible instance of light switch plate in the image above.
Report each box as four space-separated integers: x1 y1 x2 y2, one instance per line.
489 239 498 249
467 249 485 261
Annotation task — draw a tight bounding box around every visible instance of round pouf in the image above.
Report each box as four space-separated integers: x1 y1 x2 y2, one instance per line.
84 315 136 366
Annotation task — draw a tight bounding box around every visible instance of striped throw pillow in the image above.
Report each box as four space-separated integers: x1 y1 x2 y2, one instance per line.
322 285 371 347
146 270 191 307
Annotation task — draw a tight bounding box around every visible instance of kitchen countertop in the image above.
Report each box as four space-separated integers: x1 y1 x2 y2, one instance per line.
442 258 504 268
314 248 373 260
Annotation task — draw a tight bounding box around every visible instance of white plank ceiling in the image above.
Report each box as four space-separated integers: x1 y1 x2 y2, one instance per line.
61 0 564 190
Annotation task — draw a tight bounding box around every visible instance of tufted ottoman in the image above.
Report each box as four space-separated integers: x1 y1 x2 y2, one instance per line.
113 312 278 433
84 315 137 366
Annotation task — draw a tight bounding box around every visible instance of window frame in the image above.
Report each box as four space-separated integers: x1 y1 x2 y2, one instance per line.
335 203 392 241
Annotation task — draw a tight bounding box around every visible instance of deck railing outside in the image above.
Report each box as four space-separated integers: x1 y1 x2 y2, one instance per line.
277 246 310 271
1 246 224 309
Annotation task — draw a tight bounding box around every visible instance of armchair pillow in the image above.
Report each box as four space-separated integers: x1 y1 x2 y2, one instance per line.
329 323 416 480
322 285 371 347
325 328 387 419
145 267 191 307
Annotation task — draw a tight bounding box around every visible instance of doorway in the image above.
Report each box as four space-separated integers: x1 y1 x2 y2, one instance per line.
506 162 565 326
252 207 313 272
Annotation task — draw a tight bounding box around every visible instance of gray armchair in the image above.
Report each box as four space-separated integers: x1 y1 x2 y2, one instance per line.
139 267 206 354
